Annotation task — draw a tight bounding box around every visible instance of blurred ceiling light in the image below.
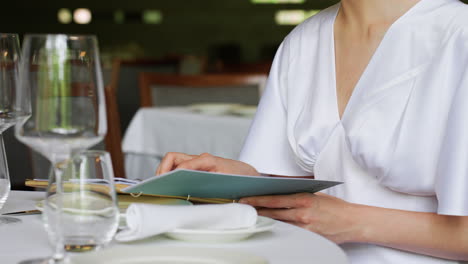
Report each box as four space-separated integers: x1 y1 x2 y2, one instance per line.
73 8 92 24
142 10 162 24
275 9 320 25
57 8 72 24
114 10 125 24
252 0 305 3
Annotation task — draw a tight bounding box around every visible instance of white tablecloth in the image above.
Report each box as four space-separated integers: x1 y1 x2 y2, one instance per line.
122 107 253 180
0 191 348 264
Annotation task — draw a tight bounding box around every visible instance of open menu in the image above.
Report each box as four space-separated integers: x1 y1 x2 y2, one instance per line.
120 169 342 203
25 169 342 204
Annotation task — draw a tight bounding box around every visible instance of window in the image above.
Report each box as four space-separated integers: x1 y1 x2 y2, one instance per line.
142 10 162 24
252 0 305 4
114 10 125 24
275 9 320 25
57 8 72 24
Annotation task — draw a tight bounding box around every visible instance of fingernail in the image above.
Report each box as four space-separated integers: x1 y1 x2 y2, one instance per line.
238 198 248 204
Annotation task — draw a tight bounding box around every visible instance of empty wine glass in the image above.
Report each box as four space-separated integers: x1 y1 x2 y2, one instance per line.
0 33 30 215
43 151 119 254
15 34 106 263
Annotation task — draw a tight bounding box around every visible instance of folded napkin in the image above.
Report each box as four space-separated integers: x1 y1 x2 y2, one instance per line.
115 203 257 242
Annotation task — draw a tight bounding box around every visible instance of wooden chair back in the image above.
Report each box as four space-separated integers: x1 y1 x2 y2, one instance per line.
104 84 126 179
217 61 272 75
138 73 268 107
109 58 181 132
104 58 181 178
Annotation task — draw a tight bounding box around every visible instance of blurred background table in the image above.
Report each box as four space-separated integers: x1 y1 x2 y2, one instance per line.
122 106 254 180
0 191 348 264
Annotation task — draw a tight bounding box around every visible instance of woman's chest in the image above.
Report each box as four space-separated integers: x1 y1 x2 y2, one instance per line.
333 22 389 119
285 40 458 195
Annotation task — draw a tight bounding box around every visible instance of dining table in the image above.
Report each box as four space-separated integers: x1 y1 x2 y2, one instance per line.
122 106 254 180
1 191 348 264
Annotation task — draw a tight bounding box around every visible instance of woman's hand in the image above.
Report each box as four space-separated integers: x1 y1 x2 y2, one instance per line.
239 192 363 244
156 152 260 176
240 192 468 260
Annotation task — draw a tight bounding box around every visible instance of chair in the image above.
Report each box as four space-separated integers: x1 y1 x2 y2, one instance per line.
138 73 268 107
104 84 126 179
215 61 272 75
108 58 182 132
127 72 267 179
103 58 182 178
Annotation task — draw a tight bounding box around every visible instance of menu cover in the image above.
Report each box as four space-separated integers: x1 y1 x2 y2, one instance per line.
121 169 342 203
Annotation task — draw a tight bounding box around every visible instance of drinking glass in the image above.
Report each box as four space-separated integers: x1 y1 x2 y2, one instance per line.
43 151 119 254
15 34 106 263
0 33 30 213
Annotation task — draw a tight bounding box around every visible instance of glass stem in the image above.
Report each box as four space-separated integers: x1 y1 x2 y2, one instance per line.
0 133 10 209
51 159 66 263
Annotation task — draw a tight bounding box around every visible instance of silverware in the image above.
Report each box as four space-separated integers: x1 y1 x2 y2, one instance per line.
64 244 97 252
2 210 41 216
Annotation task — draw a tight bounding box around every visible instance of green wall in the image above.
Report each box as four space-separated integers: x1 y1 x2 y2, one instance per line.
2 0 339 61
2 0 467 61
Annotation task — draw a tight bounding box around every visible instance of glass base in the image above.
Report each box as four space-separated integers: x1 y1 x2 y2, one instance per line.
18 258 51 264
18 254 65 264
64 244 97 252
0 216 21 225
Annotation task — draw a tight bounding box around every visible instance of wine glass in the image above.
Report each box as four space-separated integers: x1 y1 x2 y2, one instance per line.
43 151 119 253
0 33 30 217
15 34 106 263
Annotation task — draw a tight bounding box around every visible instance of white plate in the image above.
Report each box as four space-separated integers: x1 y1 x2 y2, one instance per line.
165 216 275 243
230 105 257 117
69 246 268 264
189 103 243 115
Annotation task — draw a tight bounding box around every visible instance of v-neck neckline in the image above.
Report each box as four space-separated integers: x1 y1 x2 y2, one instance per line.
329 0 427 124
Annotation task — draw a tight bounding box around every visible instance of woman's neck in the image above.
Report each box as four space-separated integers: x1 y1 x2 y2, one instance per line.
339 0 421 30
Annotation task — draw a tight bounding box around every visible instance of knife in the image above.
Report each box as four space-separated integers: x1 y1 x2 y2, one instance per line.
2 210 41 216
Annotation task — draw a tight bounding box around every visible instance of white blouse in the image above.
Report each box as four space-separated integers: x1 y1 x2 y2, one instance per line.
239 0 468 263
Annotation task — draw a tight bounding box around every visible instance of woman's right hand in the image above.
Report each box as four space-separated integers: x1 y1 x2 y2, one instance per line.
156 152 260 176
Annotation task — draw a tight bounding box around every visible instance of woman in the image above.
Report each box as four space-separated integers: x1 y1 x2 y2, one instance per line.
157 0 468 262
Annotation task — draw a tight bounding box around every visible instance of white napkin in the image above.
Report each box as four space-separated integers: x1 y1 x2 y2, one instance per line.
115 203 258 242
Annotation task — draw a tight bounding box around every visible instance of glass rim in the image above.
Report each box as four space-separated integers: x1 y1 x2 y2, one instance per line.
23 33 97 40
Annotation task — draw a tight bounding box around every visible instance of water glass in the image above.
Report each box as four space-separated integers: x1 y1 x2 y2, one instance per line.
43 151 119 255
0 33 30 210
15 34 107 262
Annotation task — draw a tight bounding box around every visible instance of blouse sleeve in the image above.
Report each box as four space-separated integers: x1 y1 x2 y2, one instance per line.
238 39 309 177
435 56 468 216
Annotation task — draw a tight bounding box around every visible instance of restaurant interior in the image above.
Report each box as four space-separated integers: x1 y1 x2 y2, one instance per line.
3 0 350 189
4 0 468 189
2 0 468 263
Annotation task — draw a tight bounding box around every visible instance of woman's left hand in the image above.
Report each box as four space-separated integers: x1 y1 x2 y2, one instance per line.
239 193 363 244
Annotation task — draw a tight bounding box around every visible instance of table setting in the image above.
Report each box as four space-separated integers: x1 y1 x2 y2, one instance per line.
1 190 348 264
0 32 348 264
